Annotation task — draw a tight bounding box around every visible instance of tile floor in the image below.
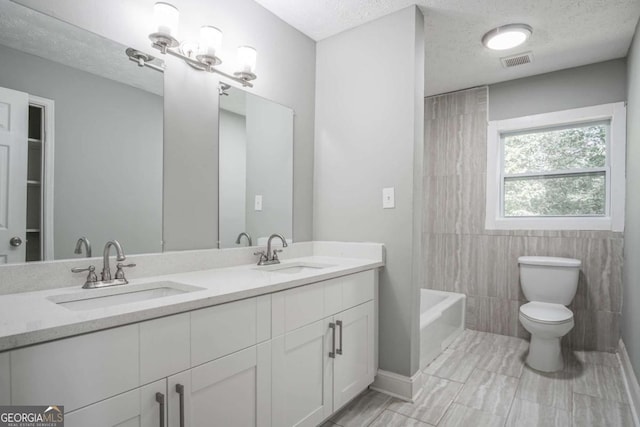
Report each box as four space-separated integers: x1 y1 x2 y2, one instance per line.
322 330 635 427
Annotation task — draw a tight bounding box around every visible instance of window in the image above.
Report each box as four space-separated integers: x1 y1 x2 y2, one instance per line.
485 102 626 231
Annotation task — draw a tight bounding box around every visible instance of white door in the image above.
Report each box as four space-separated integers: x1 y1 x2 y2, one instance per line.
333 301 375 410
0 87 28 264
176 343 271 427
272 318 333 427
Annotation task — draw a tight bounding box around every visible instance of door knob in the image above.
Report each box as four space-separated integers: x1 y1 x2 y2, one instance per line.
9 237 22 247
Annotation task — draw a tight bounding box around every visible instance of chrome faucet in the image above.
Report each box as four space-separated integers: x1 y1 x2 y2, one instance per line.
102 240 126 281
255 234 288 265
235 232 253 246
72 240 135 288
74 237 92 258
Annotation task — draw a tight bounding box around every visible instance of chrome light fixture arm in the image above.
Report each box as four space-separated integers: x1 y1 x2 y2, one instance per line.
150 41 256 88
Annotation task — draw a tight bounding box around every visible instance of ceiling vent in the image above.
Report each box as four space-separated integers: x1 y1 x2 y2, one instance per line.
500 51 533 68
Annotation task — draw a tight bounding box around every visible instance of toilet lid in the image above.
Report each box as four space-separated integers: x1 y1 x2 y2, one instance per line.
520 302 573 324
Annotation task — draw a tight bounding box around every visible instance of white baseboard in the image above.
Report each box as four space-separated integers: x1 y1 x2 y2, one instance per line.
370 369 424 402
618 339 640 427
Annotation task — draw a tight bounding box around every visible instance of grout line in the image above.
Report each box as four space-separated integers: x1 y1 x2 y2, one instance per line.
386 407 438 427
365 407 387 427
502 380 519 427
572 390 632 405
567 361 574 427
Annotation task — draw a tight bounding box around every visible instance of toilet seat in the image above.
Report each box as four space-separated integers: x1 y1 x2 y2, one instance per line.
519 302 573 325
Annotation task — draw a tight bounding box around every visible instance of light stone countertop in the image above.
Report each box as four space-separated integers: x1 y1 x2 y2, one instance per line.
0 255 383 351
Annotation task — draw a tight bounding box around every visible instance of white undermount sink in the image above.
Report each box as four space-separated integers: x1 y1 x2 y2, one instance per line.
48 281 204 311
256 261 336 275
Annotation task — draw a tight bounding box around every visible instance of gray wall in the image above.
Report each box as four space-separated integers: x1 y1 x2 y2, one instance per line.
424 87 623 352
16 0 316 248
0 44 163 259
314 6 424 377
623 19 640 378
245 95 293 243
219 110 247 248
489 59 627 120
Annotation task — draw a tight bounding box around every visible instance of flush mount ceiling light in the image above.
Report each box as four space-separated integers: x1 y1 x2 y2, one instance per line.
482 24 532 51
148 2 258 87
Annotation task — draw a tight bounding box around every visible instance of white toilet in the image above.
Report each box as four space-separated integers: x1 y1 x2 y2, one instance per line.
518 256 581 372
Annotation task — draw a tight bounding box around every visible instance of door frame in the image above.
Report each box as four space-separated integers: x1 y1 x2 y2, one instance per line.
29 95 54 260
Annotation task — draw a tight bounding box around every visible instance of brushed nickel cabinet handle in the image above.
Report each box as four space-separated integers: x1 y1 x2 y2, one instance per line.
155 392 165 427
176 384 185 427
329 322 336 358
336 320 343 355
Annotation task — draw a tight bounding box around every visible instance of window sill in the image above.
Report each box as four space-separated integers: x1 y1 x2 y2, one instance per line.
485 216 622 232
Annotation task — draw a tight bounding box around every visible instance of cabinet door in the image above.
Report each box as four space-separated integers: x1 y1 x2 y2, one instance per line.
172 343 271 427
65 380 165 427
333 301 375 410
272 318 333 427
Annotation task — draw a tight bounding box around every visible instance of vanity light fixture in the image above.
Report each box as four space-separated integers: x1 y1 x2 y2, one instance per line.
482 24 532 50
148 2 258 87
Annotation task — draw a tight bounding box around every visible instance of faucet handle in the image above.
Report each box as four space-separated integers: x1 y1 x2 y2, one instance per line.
254 251 268 265
72 265 98 287
115 263 136 280
272 249 283 261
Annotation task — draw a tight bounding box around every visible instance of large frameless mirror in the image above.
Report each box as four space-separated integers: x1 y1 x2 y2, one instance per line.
0 1 164 264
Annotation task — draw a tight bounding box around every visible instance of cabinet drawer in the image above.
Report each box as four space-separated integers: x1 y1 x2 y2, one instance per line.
140 312 190 384
324 270 375 317
11 325 139 412
273 271 375 336
272 281 325 336
191 297 259 366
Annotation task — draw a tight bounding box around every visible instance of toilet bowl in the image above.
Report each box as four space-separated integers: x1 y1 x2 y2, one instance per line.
518 256 581 373
519 301 574 372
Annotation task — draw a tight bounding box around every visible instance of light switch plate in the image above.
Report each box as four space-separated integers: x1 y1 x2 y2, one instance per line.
255 195 263 211
383 187 395 209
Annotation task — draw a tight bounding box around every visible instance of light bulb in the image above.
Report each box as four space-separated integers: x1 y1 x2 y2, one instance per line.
153 2 179 38
199 26 223 59
237 46 257 74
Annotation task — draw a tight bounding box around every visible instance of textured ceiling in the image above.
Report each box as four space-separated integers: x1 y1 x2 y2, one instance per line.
0 1 163 96
254 0 640 95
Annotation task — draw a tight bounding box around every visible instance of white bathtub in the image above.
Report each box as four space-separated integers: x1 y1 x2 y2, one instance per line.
419 289 466 371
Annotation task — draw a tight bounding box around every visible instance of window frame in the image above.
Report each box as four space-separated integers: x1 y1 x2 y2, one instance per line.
485 102 626 231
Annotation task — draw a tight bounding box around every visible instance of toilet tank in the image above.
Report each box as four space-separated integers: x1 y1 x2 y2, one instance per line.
518 256 581 305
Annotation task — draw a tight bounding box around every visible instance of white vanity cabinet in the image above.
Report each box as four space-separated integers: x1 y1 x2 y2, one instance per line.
1 267 378 427
271 271 376 427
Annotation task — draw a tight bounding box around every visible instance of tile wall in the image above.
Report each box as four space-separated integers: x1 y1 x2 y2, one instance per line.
423 87 623 351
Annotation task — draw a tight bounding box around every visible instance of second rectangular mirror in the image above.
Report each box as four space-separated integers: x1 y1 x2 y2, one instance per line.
218 86 293 248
